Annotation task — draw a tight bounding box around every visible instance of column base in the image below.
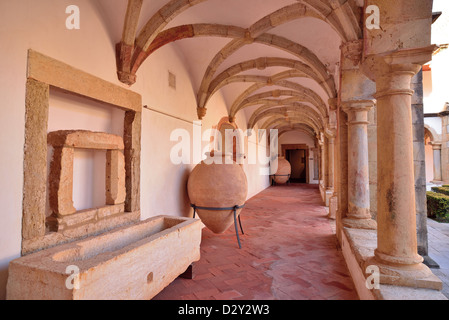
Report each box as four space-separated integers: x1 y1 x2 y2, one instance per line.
364 256 442 291
328 195 338 220
343 217 377 230
325 189 333 207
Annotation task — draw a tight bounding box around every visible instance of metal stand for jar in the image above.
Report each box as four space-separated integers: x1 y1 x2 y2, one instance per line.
191 204 245 249
270 174 291 186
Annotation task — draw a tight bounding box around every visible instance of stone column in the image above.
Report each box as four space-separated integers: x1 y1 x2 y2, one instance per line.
336 110 349 243
440 112 449 183
327 135 337 217
327 137 335 190
319 138 326 202
328 99 339 220
362 47 441 289
323 136 331 207
342 100 377 230
312 148 320 181
432 143 442 182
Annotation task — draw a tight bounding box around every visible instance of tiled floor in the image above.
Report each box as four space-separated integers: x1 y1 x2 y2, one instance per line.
153 184 358 300
428 218 449 298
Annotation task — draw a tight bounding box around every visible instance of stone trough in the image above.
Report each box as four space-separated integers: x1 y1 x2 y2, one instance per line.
7 216 202 300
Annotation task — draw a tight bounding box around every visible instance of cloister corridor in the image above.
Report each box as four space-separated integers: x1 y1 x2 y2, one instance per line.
154 184 358 300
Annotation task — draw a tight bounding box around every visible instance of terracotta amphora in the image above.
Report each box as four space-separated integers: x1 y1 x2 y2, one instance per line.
187 152 248 234
273 156 291 184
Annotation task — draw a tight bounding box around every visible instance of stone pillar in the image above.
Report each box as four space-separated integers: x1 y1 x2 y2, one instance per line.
327 135 337 218
432 143 442 182
336 110 349 243
328 99 339 220
323 136 331 207
319 138 326 203
327 137 335 190
411 70 438 267
440 113 449 183
362 47 441 289
312 148 320 181
367 107 378 221
342 100 377 230
338 39 375 241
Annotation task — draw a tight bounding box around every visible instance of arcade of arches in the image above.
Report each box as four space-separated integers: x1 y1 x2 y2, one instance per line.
0 0 447 300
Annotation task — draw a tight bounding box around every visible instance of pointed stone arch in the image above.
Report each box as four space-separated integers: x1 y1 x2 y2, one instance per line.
203 57 336 108
261 115 321 134
248 104 324 131
117 0 361 89
230 89 328 122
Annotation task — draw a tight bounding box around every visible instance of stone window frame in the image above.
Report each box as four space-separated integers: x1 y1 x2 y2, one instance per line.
22 50 142 255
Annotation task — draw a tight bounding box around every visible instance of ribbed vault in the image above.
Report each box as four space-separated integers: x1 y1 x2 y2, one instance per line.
115 0 364 139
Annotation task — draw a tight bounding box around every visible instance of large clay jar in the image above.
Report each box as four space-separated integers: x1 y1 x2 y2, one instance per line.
273 156 292 184
187 152 248 234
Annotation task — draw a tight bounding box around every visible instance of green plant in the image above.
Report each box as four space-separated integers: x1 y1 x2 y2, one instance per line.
431 187 449 196
427 191 449 222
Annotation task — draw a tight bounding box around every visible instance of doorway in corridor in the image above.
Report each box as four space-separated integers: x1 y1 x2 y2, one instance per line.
283 144 309 184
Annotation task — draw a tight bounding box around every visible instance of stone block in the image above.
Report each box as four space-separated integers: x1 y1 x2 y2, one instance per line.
124 111 141 213
27 50 142 113
49 147 76 216
22 79 49 240
47 204 125 232
329 196 338 219
47 130 124 150
106 150 126 205
7 216 203 300
60 210 140 239
47 131 127 216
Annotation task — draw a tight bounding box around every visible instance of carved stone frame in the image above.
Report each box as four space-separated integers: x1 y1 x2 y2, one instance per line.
22 50 142 255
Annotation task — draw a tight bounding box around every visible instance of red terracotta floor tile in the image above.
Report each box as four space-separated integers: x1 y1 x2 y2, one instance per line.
153 184 358 300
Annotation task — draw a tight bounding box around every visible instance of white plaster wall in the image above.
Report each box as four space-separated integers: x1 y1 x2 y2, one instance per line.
424 0 449 114
424 50 449 114
425 117 443 136
0 0 126 299
425 142 434 183
0 0 270 299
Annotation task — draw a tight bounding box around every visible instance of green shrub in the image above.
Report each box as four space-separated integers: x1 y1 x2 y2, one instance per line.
431 187 449 196
427 191 449 222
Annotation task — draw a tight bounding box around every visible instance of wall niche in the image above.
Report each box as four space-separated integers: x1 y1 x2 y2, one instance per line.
22 50 142 255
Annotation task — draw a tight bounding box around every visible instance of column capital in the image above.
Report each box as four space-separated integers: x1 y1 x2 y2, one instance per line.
431 142 442 150
340 40 363 66
342 99 376 111
197 107 207 120
328 98 339 111
361 46 436 85
342 100 375 125
324 128 336 140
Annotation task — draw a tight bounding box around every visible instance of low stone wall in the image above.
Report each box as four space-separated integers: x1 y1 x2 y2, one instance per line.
341 227 447 300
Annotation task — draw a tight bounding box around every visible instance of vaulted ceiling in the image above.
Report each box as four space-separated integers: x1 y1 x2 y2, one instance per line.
100 0 365 142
